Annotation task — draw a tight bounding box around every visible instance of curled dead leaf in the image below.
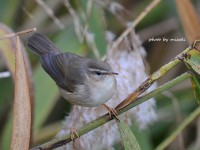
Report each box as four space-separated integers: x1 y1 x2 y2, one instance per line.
11 36 31 150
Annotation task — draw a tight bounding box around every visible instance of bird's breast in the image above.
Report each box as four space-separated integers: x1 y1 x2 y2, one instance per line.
59 76 116 107
87 75 117 106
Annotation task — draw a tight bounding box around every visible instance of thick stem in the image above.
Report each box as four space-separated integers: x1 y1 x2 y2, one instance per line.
31 72 192 150
115 47 191 110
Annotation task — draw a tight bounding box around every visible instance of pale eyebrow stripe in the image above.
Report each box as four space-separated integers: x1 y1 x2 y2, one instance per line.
88 68 108 74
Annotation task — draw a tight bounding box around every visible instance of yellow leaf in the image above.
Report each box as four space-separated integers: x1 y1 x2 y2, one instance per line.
0 23 16 77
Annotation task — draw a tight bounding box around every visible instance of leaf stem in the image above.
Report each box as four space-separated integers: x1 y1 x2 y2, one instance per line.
31 72 192 150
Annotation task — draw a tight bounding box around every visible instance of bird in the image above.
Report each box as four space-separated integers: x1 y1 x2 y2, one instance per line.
27 32 118 108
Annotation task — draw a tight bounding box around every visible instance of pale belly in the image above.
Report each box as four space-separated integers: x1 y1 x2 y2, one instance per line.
59 76 116 107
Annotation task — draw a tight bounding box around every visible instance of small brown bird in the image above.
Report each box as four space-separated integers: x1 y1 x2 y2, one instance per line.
27 32 118 107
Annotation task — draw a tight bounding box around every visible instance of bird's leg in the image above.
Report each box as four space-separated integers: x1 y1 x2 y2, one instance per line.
103 104 119 120
69 106 79 141
70 127 79 141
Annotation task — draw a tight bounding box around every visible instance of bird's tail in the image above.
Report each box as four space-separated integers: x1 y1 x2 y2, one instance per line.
27 32 59 56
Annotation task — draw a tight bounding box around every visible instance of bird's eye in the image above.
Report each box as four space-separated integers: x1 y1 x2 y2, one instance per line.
96 71 101 75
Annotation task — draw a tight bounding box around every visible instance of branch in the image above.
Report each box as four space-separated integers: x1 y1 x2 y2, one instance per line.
35 0 64 30
31 72 192 150
111 0 162 50
115 47 191 110
0 28 36 40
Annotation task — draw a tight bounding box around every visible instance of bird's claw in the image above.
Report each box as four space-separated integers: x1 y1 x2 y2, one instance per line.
103 104 119 120
70 127 79 141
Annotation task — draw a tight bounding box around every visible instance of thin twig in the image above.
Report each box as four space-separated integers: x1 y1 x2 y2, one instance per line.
111 0 162 50
31 72 192 150
83 0 101 59
63 0 100 59
79 0 101 59
63 0 83 42
86 0 93 18
84 30 101 59
21 5 34 19
0 71 10 78
36 0 64 30
0 28 36 40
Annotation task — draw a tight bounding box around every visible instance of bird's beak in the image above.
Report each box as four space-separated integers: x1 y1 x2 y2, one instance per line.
108 72 118 75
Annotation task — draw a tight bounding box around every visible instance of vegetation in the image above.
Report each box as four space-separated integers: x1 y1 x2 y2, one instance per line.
0 0 200 149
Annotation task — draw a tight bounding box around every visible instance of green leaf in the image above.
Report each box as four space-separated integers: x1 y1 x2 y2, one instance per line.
89 6 107 56
183 49 200 104
184 49 200 75
190 75 200 104
117 120 141 150
1 112 13 150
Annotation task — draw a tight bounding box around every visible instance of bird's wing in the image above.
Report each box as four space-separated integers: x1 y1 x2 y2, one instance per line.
40 52 69 90
40 52 86 93
53 52 84 92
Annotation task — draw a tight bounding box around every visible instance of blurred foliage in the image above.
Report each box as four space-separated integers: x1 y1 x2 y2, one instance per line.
0 0 200 149
117 120 141 150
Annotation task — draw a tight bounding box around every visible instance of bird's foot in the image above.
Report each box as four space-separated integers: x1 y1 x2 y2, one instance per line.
103 104 119 120
70 127 79 141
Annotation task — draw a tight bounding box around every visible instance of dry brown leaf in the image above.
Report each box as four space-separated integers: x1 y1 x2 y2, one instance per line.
0 24 34 142
0 24 34 83
10 36 31 150
176 0 200 43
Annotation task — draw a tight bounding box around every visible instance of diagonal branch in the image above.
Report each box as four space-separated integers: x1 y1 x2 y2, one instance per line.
31 72 192 150
0 28 36 40
111 0 162 50
115 47 191 110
